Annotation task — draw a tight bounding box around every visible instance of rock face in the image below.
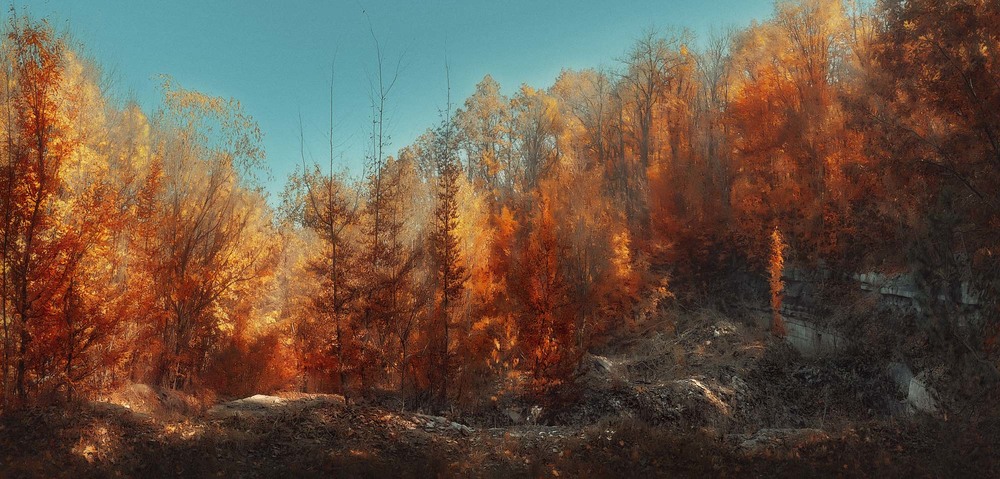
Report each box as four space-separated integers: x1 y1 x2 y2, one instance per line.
856 272 920 300
784 318 847 357
907 373 938 414
886 362 940 415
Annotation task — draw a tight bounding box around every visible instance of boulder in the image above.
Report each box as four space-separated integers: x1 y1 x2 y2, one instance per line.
207 394 287 418
907 372 938 414
887 362 913 394
736 428 829 457
575 353 627 389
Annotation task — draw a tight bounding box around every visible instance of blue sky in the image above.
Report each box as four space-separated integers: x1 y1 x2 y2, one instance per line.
22 0 774 196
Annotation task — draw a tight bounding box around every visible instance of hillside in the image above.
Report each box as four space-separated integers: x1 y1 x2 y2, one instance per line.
3 304 997 478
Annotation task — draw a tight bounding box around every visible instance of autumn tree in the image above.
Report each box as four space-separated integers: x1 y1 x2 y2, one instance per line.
47 52 160 401
353 21 421 390
617 29 692 236
429 91 467 403
382 155 427 395
456 75 513 197
285 62 364 395
0 16 74 402
727 0 872 272
516 188 574 385
290 163 359 394
550 70 640 346
693 29 734 217
551 69 616 171
510 85 562 190
0 15 150 403
865 0 1000 365
150 77 277 390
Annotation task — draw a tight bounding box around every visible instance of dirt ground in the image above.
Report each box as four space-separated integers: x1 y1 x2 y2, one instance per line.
2 308 998 478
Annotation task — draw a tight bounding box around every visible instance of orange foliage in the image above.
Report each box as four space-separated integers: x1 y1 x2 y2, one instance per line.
769 228 787 337
3 0 999 412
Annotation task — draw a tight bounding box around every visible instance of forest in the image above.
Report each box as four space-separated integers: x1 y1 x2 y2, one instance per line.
1 0 999 477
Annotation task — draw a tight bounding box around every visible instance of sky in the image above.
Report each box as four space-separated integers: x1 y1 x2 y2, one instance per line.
21 0 775 197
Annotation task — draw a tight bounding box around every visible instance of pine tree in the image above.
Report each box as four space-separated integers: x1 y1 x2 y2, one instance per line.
430 107 466 404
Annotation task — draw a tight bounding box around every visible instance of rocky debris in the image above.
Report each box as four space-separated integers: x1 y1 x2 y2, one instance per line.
551 311 770 428
733 428 829 457
207 394 283 419
206 393 344 419
411 413 474 435
739 344 902 430
275 392 346 408
712 320 738 338
673 378 731 417
549 374 735 429
630 378 732 427
574 353 627 390
793 365 839 387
